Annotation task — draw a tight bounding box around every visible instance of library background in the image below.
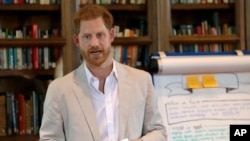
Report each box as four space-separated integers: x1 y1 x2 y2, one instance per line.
0 0 250 140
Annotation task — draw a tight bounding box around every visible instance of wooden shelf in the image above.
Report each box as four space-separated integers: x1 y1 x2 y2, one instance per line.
171 4 234 10
169 35 240 44
0 69 55 77
80 4 146 11
0 4 60 11
0 38 66 47
0 135 38 141
113 36 152 45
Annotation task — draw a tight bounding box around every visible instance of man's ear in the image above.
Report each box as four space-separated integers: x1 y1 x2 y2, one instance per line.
73 34 79 47
109 28 115 42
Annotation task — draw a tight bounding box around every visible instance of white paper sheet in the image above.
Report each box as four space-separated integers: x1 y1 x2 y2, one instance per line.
152 55 250 141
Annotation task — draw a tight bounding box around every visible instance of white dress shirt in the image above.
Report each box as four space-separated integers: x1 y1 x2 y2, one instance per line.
84 62 119 141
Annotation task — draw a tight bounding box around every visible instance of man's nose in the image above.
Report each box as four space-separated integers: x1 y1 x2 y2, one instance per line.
90 36 99 46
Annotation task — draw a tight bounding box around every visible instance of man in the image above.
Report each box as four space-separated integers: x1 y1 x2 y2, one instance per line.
39 4 166 141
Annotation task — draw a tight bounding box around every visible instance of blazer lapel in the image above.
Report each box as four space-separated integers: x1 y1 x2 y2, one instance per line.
71 62 132 140
72 64 100 141
116 62 132 139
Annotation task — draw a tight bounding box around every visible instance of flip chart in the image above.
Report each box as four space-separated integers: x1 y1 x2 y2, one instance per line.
151 54 250 141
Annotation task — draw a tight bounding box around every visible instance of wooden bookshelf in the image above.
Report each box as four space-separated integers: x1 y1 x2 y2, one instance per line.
113 36 152 45
246 0 250 50
171 3 234 10
0 69 55 77
0 135 39 141
0 1 77 140
0 38 66 47
0 2 67 76
169 35 240 44
156 0 246 53
97 4 146 11
0 4 60 11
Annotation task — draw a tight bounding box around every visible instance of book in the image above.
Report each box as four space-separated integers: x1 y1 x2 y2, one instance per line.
0 93 6 136
7 48 14 70
16 47 23 70
16 93 25 135
6 93 13 135
14 0 24 4
80 0 87 4
32 91 39 135
32 47 39 70
25 98 32 135
3 48 7 69
2 0 12 4
10 93 18 135
112 45 122 63
30 24 38 38
0 49 3 69
43 47 49 70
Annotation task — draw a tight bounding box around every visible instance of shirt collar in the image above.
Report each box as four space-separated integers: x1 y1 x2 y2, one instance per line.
84 60 118 85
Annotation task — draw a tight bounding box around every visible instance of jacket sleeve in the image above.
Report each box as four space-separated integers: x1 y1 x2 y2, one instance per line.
39 81 65 141
141 72 167 141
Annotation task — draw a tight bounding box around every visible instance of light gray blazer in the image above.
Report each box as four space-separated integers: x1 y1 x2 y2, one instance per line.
39 61 167 141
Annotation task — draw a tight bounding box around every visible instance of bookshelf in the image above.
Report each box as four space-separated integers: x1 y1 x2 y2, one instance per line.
156 0 246 53
80 0 158 68
246 0 250 50
0 4 65 77
0 1 77 141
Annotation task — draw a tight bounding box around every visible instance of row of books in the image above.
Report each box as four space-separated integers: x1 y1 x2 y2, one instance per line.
0 25 60 39
114 27 141 38
0 47 61 70
173 22 235 36
112 21 148 67
0 91 44 136
0 0 60 4
173 43 237 53
81 0 146 4
113 19 147 37
112 45 148 68
171 0 234 4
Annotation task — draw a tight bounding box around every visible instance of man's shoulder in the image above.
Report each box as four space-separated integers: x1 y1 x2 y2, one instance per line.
49 71 75 87
117 62 150 77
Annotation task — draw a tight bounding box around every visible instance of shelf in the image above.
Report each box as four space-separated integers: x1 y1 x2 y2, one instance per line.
169 35 240 44
0 69 55 77
171 4 234 10
113 36 152 45
80 4 146 11
0 135 39 141
0 4 60 11
0 38 66 47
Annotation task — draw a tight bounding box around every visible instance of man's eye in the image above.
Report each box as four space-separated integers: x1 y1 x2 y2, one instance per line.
83 35 91 40
97 33 105 39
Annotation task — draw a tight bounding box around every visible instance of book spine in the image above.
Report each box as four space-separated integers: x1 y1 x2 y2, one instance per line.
27 48 32 69
11 94 18 135
3 48 8 69
44 47 49 69
32 91 39 135
7 48 14 70
0 49 3 69
0 94 7 136
17 47 23 70
2 0 13 4
6 93 13 135
16 94 25 135
13 48 17 69
14 0 24 4
32 47 39 70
